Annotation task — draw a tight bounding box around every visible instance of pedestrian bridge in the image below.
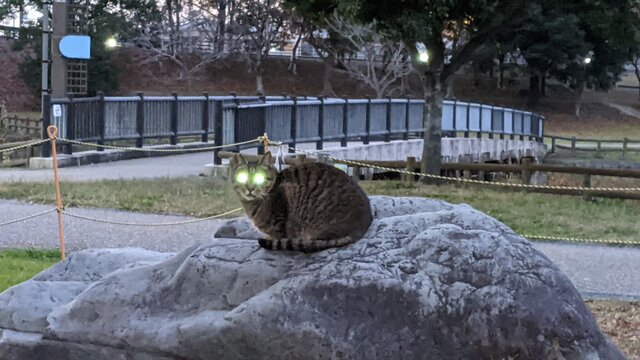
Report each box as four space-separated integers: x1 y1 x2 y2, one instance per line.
40 94 547 168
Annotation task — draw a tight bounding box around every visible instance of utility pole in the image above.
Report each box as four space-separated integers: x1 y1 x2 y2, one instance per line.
41 0 51 103
51 0 67 98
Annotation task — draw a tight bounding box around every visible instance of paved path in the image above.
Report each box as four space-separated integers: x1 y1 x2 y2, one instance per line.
608 102 640 119
0 199 638 300
0 152 215 183
0 142 331 183
0 200 227 253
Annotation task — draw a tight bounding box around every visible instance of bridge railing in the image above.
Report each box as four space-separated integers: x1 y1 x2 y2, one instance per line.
42 93 545 159
442 99 544 141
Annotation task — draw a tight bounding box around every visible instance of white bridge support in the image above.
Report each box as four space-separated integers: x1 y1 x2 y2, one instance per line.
209 138 548 183
313 138 548 164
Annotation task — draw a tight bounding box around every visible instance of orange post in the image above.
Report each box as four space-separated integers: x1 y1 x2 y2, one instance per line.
47 125 66 260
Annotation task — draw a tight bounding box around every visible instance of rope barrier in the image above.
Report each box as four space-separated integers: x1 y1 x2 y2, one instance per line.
60 208 243 227
0 139 49 154
0 130 637 248
0 208 57 227
524 234 640 246
270 141 640 193
56 137 263 153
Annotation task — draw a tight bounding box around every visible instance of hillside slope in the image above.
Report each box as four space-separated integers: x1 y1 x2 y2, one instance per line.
0 38 38 112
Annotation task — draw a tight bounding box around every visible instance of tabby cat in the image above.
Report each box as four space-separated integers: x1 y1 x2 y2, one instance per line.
229 152 373 253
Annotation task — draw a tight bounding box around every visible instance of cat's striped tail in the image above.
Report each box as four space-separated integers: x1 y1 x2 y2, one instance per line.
258 236 357 253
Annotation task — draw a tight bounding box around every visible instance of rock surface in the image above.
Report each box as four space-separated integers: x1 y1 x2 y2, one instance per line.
0 196 624 360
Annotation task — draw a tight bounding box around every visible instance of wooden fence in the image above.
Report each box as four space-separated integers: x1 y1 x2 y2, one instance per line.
546 135 640 160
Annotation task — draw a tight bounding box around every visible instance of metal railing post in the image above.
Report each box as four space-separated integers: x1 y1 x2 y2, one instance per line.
451 99 457 138
65 93 74 154
477 105 483 139
289 96 297 153
201 92 210 143
403 98 410 140
97 91 105 151
488 105 494 139
464 102 470 138
341 98 348 147
317 96 324 150
136 92 144 148
213 100 223 165
364 96 371 145
385 97 391 142
170 92 179 145
41 93 52 157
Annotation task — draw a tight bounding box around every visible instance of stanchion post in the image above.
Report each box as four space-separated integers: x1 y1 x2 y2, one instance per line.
262 132 269 152
47 125 66 260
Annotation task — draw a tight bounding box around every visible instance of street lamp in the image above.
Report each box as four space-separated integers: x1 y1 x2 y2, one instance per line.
105 37 117 49
583 56 592 65
415 42 430 64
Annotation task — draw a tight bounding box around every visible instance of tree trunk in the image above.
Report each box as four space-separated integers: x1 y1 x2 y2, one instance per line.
497 56 505 89
288 33 303 75
420 71 443 180
256 64 265 95
473 63 479 87
322 55 335 97
540 72 546 97
186 73 193 93
445 76 455 99
254 58 264 96
633 60 640 100
217 0 226 52
401 74 410 95
575 81 585 118
528 74 541 106
167 0 175 51
529 74 539 92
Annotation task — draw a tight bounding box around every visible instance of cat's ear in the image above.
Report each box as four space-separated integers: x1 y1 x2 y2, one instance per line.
259 152 273 166
231 153 248 168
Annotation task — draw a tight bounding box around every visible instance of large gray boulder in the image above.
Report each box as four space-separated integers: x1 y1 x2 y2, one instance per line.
0 196 624 360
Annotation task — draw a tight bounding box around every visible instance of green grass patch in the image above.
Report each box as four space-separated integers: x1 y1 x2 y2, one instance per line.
0 177 241 218
0 249 60 292
360 181 640 242
1 177 639 243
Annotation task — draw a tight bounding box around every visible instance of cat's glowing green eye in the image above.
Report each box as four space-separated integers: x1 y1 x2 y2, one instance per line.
253 172 266 186
235 171 249 184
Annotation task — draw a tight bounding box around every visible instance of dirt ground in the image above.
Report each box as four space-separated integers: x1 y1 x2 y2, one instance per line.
588 300 640 359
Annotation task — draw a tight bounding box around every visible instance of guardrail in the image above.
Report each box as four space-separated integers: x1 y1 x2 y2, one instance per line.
42 93 546 160
442 99 545 141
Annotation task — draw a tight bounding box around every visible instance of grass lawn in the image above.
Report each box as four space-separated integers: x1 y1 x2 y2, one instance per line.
0 177 639 243
0 249 59 292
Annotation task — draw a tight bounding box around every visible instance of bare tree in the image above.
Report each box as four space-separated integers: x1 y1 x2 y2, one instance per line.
327 15 413 98
632 54 640 100
286 15 304 75
232 0 289 95
128 0 236 92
